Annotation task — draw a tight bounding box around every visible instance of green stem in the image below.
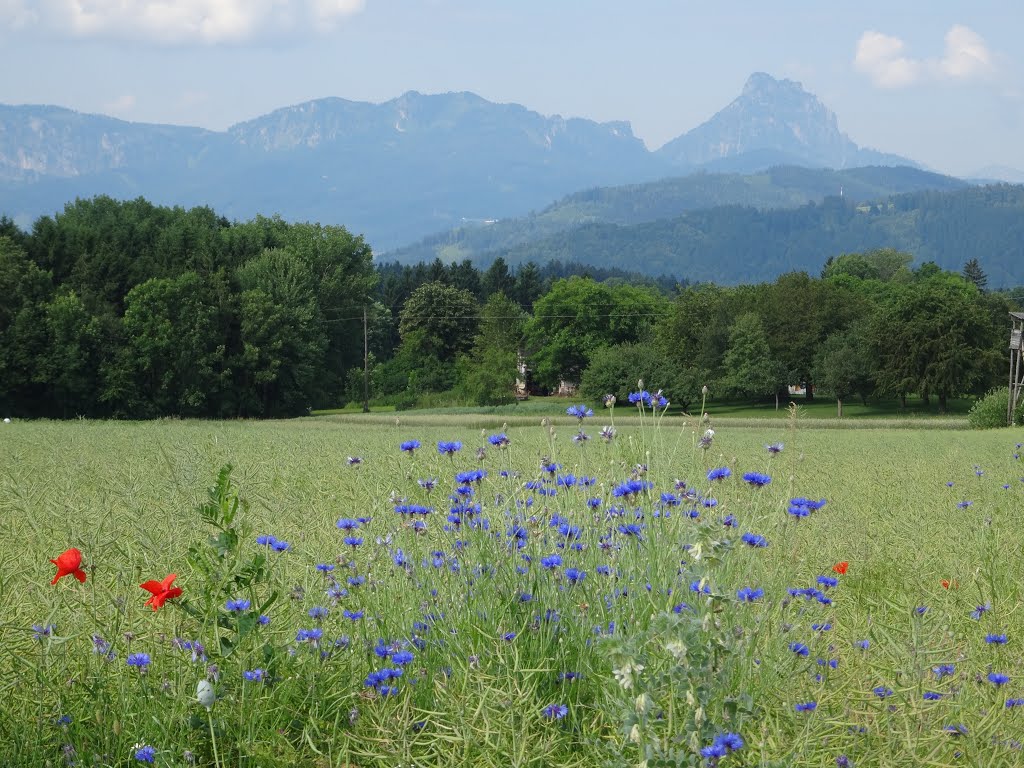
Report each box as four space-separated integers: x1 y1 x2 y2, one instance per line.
207 708 221 768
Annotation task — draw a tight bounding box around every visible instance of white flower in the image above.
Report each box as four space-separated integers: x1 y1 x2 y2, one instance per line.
196 679 215 709
612 660 644 690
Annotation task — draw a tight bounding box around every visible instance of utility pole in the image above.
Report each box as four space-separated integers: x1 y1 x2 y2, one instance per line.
362 305 370 413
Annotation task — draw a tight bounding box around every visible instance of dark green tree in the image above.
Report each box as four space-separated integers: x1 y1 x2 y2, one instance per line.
720 313 785 403
236 248 327 416
458 292 526 405
962 258 988 292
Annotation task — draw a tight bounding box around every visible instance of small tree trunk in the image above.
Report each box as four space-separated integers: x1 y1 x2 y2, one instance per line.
938 391 948 413
900 393 907 409
775 391 779 410
837 398 843 419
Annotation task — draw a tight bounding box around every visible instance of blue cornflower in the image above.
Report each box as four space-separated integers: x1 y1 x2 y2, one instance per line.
503 631 516 641
971 603 992 620
308 606 329 620
787 504 812 519
789 642 810 657
736 586 764 602
923 691 942 701
933 664 956 679
986 633 1009 644
32 623 55 640
766 442 784 454
400 440 420 453
944 724 968 737
701 743 727 759
541 554 562 569
134 745 156 763
126 653 151 669
915 606 928 615
519 593 533 602
817 576 838 589
343 609 365 621
344 536 363 547
243 669 267 682
989 672 1010 686
812 623 833 632
258 614 270 625
566 404 594 420
225 598 250 613
456 468 487 484
1006 698 1024 708
270 539 291 552
795 701 817 712
488 433 510 447
956 500 973 508
392 650 415 665
316 563 335 573
628 390 652 407
564 568 586 584
437 441 462 456
743 472 772 487
542 703 568 719
718 732 744 751
872 686 893 698
855 640 870 650
296 628 323 644
336 518 360 530
690 580 711 595
722 514 737 527
741 532 769 548
256 534 278 546
707 466 731 482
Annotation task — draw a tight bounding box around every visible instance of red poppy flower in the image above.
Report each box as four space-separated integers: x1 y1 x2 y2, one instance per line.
832 561 849 575
139 573 182 611
941 579 958 589
50 547 87 585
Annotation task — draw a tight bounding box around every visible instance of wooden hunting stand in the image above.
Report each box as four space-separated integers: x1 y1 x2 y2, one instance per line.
1010 311 1024 425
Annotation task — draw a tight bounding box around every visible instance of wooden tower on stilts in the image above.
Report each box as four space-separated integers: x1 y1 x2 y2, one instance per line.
1010 312 1024 425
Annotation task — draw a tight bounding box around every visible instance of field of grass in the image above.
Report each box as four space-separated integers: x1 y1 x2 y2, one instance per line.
314 394 975 425
2 409 1023 767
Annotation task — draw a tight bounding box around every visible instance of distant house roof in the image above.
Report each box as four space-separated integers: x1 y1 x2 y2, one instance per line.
1012 311 1024 321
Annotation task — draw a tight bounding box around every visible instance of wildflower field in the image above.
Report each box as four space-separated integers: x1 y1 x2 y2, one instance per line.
2 408 1023 768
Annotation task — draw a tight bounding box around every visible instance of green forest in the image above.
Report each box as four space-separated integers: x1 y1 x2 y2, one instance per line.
0 196 1020 419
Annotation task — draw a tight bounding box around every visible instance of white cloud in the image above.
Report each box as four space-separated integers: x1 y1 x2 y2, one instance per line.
855 25 994 89
855 30 921 88
2 0 366 44
939 24 993 79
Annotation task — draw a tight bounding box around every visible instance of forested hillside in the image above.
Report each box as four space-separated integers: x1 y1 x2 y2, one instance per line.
386 165 967 266
488 184 1024 287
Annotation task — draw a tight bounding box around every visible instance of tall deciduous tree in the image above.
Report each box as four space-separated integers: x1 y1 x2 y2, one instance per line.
459 292 526 405
236 248 327 416
720 313 785 403
524 277 666 391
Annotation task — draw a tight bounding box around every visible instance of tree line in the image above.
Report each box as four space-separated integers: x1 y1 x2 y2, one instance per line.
0 197 1018 418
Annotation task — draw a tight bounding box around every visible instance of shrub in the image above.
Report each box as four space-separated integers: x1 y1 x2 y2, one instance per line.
968 387 1024 428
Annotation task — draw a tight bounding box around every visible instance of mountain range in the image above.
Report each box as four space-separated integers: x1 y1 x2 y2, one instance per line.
1 73 921 251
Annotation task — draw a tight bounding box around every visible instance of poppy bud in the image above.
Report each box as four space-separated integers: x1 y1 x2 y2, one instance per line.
196 679 215 709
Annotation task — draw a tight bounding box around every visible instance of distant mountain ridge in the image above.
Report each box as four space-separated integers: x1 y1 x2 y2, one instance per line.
657 73 914 171
1 74 922 250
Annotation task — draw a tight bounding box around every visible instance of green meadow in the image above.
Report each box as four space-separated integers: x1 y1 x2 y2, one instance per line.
2 412 1023 767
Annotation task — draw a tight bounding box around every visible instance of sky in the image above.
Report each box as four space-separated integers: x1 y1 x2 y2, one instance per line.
1 1 1022 177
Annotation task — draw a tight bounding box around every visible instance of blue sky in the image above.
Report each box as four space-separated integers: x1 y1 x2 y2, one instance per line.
1 1 1021 176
